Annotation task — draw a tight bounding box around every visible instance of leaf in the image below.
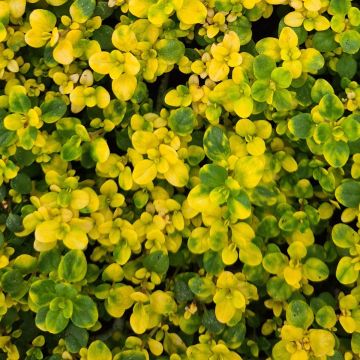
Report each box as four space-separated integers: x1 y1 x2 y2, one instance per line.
143 251 169 274
336 257 359 284
233 156 265 188
29 279 57 307
45 309 69 334
286 300 314 329
87 340 112 360
1 269 27 299
262 252 288 274
58 250 87 283
156 39 185 64
40 98 67 123
318 93 344 121
323 140 349 168
65 324 89 353
335 180 360 208
10 173 32 194
71 295 98 328
332 223 359 248
203 126 231 162
168 107 195 136
253 54 276 80
70 0 96 23
288 113 313 139
9 86 31 113
199 164 227 188
303 258 329 282
228 190 251 220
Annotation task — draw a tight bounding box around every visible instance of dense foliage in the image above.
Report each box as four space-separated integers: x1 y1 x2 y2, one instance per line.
0 0 359 359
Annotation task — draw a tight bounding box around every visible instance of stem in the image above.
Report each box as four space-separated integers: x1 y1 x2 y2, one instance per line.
155 73 170 113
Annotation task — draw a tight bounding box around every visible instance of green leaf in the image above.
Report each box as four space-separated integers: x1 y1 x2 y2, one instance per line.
87 340 112 360
29 279 57 307
203 126 231 162
318 93 344 121
143 251 169 274
332 223 359 248
288 113 313 139
40 98 67 123
336 256 358 284
253 54 276 80
323 140 349 168
251 80 270 103
202 309 225 334
38 248 61 273
339 30 360 54
70 0 96 23
156 39 185 64
65 324 89 353
199 164 227 188
61 135 82 161
1 269 27 300
45 309 69 334
271 68 292 89
311 79 334 103
262 252 288 274
203 251 224 275
286 300 314 329
335 180 360 208
315 306 337 329
6 213 23 232
58 250 87 283
9 86 31 113
266 277 292 301
71 295 98 328
228 190 251 220
168 107 195 136
329 0 351 15
336 53 358 79
312 29 338 52
273 88 293 111
352 333 360 355
303 258 329 282
10 173 32 194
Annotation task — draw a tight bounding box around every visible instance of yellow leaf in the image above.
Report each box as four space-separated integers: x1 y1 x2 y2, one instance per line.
164 160 189 187
280 324 304 341
53 40 74 65
4 113 23 131
89 52 113 74
279 27 298 49
177 0 206 25
284 266 302 287
112 74 137 101
132 159 157 185
132 131 159 154
9 0 26 18
130 303 149 334
29 9 56 33
339 315 356 333
95 86 111 109
284 11 304 27
309 329 335 357
112 25 137 52
63 228 88 250
215 298 235 323
35 220 59 244
70 189 90 210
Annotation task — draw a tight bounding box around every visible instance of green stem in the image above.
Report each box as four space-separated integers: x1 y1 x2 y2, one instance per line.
155 73 170 113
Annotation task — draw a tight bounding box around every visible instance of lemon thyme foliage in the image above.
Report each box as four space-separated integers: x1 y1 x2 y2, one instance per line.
0 0 358 359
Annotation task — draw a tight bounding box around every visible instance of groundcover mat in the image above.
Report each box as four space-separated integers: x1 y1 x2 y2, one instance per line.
0 0 359 359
